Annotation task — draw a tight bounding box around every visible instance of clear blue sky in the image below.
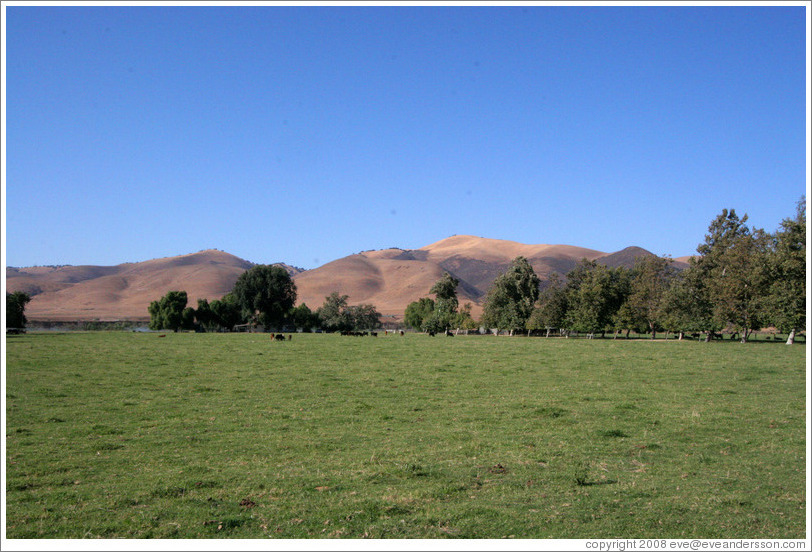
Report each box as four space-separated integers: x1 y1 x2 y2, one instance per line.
4 3 808 269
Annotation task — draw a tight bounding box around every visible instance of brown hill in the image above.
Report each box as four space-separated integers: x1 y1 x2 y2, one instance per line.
294 236 663 320
7 250 259 321
7 236 678 322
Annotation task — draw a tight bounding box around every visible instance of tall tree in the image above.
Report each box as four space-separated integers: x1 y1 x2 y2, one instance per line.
695 209 770 342
404 297 435 331
453 302 479 332
317 292 350 332
564 260 629 337
767 197 806 344
231 265 297 331
6 291 32 329
345 304 383 331
526 273 568 337
482 257 540 335
423 272 461 333
623 255 677 339
316 292 381 331
291 303 318 332
209 293 243 331
195 298 216 331
148 290 188 332
660 267 712 340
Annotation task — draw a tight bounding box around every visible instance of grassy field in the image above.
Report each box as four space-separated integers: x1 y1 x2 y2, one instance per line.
4 332 806 539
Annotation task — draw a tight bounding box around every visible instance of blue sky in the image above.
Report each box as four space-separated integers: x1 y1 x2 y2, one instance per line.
3 3 809 269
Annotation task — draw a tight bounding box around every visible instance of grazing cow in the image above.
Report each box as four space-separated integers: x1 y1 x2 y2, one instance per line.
370 332 377 337
287 334 292 340
274 333 285 341
400 330 405 336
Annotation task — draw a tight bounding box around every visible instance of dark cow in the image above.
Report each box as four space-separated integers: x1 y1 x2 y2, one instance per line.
274 333 286 341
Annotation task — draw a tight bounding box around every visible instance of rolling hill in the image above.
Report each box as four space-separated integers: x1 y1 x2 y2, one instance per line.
6 236 687 322
7 250 261 322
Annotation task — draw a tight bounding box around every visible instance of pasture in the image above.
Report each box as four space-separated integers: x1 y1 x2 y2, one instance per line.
4 332 806 539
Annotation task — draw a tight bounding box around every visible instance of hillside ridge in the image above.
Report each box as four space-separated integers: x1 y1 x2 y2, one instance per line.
6 237 687 321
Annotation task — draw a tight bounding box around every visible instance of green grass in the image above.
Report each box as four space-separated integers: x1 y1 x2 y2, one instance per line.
5 332 806 539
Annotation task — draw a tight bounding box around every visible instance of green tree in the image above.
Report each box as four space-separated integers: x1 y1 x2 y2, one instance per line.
316 293 381 332
6 291 32 329
148 290 188 332
291 303 318 332
564 261 629 337
317 292 350 332
767 198 806 344
181 307 197 331
422 272 461 334
660 263 714 340
453 302 479 332
404 297 435 330
481 257 541 335
527 273 568 337
623 255 677 339
695 209 770 342
195 298 214 331
231 265 297 331
430 272 460 315
345 304 383 331
209 293 243 331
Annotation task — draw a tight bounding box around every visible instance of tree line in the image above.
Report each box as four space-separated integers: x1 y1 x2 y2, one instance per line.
7 201 804 343
404 201 806 344
147 265 383 333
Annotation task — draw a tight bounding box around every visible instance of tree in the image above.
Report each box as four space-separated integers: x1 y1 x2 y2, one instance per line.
430 272 460 316
148 290 188 332
195 298 216 331
181 307 197 331
695 209 770 342
423 272 461 333
209 293 243 331
564 261 629 337
481 257 540 335
231 265 297 331
404 297 435 330
767 198 806 344
6 291 32 330
316 292 381 332
345 304 383 331
291 303 318 332
453 302 479 332
317 292 350 332
527 273 568 337
623 255 677 339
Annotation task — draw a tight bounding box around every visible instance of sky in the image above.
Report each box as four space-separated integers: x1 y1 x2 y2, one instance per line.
3 2 809 270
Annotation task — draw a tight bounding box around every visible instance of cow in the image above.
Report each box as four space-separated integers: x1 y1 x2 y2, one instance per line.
274 334 286 341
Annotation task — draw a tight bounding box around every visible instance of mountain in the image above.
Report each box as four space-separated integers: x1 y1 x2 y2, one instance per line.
293 236 685 320
7 250 277 322
6 236 684 322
